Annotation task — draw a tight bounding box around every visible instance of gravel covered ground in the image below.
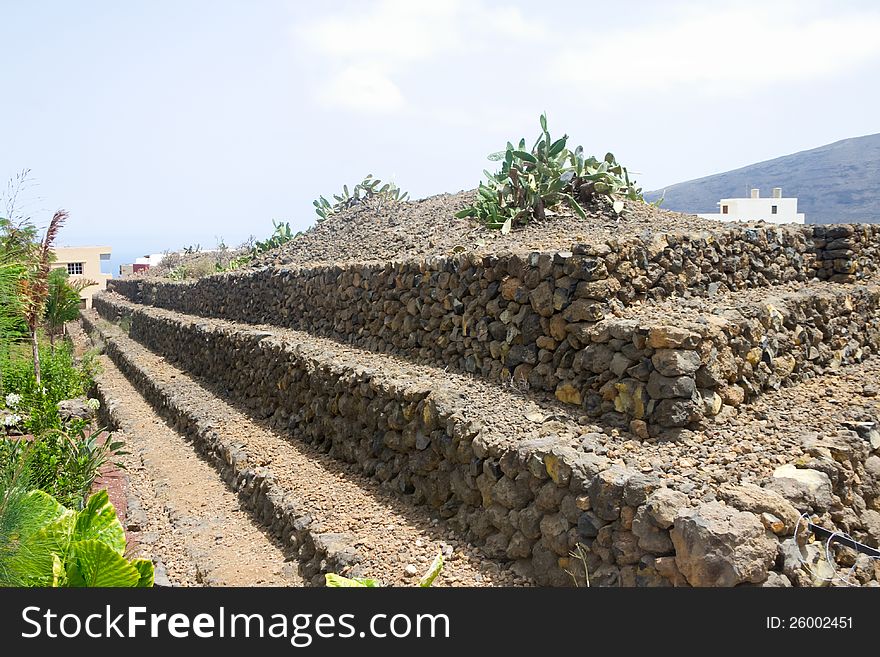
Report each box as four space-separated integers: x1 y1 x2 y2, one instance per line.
73 327 301 587
142 191 749 280
86 311 521 587
595 350 880 501
614 277 880 322
246 191 735 270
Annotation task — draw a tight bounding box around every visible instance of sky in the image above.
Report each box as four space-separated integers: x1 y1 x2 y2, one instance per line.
1 0 879 275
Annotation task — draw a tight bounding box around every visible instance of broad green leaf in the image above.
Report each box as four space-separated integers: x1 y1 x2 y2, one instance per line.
512 150 537 164
547 178 565 194
0 490 74 586
418 551 444 588
547 137 568 157
65 540 141 587
561 193 587 220
50 553 66 587
325 573 381 587
132 559 155 587
539 113 547 133
73 490 126 555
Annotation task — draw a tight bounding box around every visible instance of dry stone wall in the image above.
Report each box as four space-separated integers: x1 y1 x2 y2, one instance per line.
573 284 880 432
91 294 880 587
87 316 362 585
813 224 880 282
108 224 880 432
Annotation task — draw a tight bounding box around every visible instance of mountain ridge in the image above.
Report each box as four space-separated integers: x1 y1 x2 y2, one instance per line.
645 133 880 224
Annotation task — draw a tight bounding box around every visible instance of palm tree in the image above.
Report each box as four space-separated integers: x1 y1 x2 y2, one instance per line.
18 210 67 386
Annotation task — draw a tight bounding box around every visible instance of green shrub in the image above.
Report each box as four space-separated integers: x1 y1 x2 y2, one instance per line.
313 175 408 221
0 486 152 587
456 114 643 231
0 340 98 435
1 423 125 510
252 219 298 255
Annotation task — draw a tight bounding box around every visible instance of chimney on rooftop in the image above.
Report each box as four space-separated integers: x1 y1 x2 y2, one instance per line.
750 188 760 199
772 187 782 198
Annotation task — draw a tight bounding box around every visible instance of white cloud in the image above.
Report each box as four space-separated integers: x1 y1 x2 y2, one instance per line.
296 0 543 112
302 0 465 62
315 65 405 112
553 5 880 96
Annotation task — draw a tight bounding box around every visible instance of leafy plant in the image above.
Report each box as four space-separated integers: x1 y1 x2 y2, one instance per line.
17 210 68 386
325 550 444 588
313 175 408 220
456 114 643 231
166 266 189 281
45 269 95 349
1 422 124 509
252 220 297 255
1 340 101 438
0 486 152 587
0 258 27 349
224 255 253 271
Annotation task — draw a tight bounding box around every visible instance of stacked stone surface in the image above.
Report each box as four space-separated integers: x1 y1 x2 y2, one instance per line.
94 215 880 587
109 224 880 433
90 291 880 587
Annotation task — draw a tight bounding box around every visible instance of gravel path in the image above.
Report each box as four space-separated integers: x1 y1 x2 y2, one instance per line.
86 311 521 587
72 323 301 587
615 278 880 323
146 191 758 279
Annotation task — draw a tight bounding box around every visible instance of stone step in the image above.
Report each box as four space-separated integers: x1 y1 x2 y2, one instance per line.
84 310 522 586
86 293 880 587
90 293 616 585
74 324 301 586
87 295 868 586
568 280 880 433
106 226 879 426
101 271 880 437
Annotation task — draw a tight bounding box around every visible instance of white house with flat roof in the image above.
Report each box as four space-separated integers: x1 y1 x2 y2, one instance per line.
698 188 805 224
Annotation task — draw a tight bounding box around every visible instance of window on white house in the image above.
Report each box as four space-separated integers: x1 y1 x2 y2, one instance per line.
67 262 84 275
722 205 729 214
771 205 778 214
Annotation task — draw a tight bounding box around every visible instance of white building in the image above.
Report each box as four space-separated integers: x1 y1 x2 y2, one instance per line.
119 253 166 277
698 188 805 224
135 253 166 267
51 246 113 308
